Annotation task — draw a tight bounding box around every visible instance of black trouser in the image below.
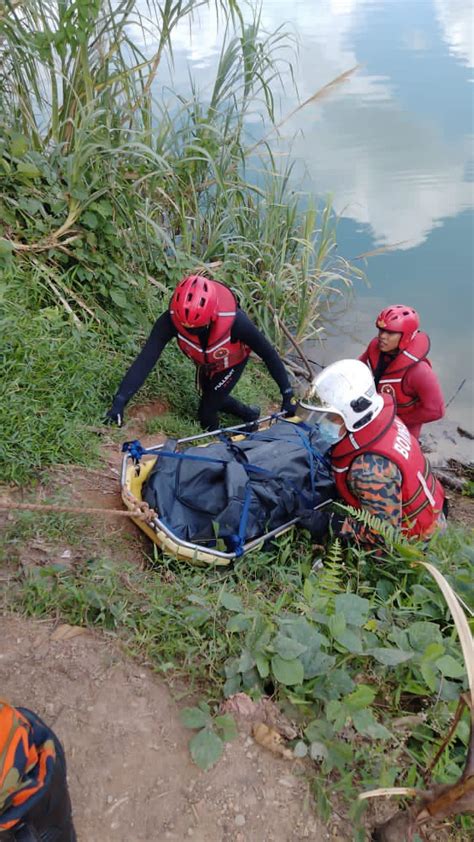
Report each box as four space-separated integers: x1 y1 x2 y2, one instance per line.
0 710 76 842
197 359 258 430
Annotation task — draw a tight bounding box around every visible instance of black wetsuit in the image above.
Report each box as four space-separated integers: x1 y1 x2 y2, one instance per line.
110 310 291 430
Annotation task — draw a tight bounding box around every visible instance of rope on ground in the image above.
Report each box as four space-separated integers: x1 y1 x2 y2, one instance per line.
0 494 157 523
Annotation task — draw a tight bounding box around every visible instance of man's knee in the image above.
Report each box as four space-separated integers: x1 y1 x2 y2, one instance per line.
198 403 219 431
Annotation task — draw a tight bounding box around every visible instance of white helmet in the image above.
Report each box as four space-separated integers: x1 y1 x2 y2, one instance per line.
300 359 384 432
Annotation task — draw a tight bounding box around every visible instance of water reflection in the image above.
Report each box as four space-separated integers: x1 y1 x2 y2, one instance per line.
435 0 474 68
130 0 473 426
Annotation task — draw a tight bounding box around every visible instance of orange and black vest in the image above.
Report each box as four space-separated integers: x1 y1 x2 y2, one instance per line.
331 395 444 538
169 281 251 374
365 332 431 420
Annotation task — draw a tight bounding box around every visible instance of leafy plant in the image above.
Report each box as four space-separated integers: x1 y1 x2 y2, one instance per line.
180 701 238 770
4 523 472 834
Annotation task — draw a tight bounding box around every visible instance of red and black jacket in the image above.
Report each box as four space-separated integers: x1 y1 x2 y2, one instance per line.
363 332 430 418
170 281 251 374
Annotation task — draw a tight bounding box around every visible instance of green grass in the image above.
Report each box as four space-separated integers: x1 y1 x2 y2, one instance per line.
3 522 472 836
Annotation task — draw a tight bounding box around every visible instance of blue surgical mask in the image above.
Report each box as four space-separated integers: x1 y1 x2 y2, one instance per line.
318 419 343 445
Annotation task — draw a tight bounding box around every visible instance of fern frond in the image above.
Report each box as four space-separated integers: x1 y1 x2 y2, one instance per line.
317 539 345 601
335 504 405 547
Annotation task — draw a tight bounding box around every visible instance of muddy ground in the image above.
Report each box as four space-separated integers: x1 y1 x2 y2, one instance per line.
1 614 333 842
0 405 344 842
1 403 472 841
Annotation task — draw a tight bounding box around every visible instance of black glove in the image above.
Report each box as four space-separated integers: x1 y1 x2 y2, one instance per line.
298 509 331 539
281 388 297 417
104 399 124 427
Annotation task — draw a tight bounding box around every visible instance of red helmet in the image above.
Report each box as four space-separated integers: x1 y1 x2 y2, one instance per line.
170 275 218 328
376 304 420 351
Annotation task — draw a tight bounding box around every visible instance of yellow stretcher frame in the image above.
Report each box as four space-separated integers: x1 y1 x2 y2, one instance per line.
120 414 329 567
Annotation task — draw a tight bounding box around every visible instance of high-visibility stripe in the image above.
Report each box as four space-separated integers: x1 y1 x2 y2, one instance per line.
177 334 201 352
417 470 436 507
402 349 420 362
207 334 233 353
349 433 360 449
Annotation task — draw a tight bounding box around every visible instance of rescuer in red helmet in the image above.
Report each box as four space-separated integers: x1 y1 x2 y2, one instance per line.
105 275 297 431
359 304 445 439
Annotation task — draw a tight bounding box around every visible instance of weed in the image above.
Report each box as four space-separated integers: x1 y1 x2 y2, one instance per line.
5 523 472 835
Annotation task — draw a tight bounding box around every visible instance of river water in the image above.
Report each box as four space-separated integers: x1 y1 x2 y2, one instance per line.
139 0 474 429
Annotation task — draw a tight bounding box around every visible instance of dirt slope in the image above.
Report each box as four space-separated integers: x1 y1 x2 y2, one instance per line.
1 615 335 842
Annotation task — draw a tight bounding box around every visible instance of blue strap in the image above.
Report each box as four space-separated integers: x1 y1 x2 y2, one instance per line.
223 482 253 557
122 439 228 466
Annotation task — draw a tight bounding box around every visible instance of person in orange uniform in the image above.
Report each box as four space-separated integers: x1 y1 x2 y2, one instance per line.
0 701 76 841
299 359 446 546
359 305 445 439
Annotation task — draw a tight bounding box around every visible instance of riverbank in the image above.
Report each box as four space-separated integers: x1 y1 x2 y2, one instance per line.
1 396 472 841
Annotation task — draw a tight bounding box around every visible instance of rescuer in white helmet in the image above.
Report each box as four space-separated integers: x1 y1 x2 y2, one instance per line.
300 359 446 543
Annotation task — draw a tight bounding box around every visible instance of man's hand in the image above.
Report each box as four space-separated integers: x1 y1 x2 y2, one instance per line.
298 509 331 539
281 388 298 417
104 407 123 427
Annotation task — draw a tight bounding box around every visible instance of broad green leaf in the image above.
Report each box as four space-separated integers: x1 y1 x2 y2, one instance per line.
404 680 431 696
344 685 377 712
293 740 308 758
301 650 336 679
334 594 370 626
328 613 346 638
16 161 41 178
241 667 261 690
255 653 270 678
420 661 437 691
19 197 42 215
408 621 443 651
278 617 328 649
189 728 223 770
182 606 211 627
109 288 129 308
219 591 244 612
224 657 240 678
223 675 241 697
314 669 355 701
226 614 250 633
332 627 363 654
82 211 98 229
273 632 307 660
304 719 335 743
214 714 238 742
389 628 411 650
367 647 414 666
326 701 348 732
352 709 391 740
180 706 211 729
435 654 466 679
237 649 256 673
271 655 304 686
423 642 445 661
325 739 353 773
11 135 28 157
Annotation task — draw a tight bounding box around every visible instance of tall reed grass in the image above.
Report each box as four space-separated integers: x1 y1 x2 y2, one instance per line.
1 0 359 346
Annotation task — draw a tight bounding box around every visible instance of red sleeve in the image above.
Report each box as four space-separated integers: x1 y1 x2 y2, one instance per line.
402 361 445 425
359 344 370 364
